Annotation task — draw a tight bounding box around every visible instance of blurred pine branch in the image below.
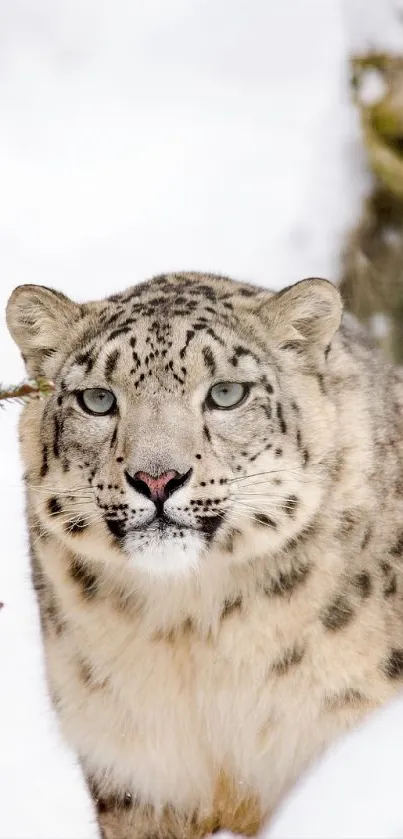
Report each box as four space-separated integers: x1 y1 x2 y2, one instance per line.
0 378 55 407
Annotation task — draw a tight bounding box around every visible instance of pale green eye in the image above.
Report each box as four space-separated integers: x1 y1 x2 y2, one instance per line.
78 388 116 416
207 382 249 409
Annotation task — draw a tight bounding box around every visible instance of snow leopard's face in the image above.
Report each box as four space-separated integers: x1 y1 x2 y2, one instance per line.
6 272 341 577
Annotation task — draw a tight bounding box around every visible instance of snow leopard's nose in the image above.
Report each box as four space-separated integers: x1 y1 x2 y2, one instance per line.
125 468 192 504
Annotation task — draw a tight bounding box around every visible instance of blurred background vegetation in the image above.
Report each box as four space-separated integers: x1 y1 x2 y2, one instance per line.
341 52 403 361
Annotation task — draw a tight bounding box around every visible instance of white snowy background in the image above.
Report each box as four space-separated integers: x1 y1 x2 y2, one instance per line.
1 1 403 837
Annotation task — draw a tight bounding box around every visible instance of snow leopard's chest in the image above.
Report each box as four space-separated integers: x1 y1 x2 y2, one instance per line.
45 584 383 824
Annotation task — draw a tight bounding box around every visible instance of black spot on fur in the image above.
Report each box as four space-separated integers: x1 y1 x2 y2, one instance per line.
254 513 277 528
75 348 96 374
47 496 62 516
325 688 365 709
106 518 126 540
36 572 66 635
272 644 304 674
228 345 256 367
390 531 403 557
361 527 372 550
78 658 94 686
198 515 222 541
384 575 397 597
40 445 49 477
262 402 272 420
284 495 298 517
105 349 120 381
107 326 131 341
206 327 225 346
179 329 195 359
221 595 243 619
154 618 196 644
202 346 216 376
276 402 287 434
383 649 403 680
353 571 372 599
69 559 98 599
53 414 61 458
66 517 88 534
264 563 310 597
339 510 358 536
74 348 92 366
237 287 255 297
203 424 211 443
321 595 355 631
221 529 239 552
45 596 65 635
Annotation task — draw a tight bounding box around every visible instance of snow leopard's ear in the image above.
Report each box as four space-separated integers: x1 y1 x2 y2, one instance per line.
6 284 83 379
258 278 342 355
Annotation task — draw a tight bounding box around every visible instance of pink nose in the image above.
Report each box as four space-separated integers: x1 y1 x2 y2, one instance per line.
133 470 179 502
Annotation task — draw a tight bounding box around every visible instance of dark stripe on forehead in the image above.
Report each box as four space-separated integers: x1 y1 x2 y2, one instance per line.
229 345 260 366
107 325 132 342
105 349 121 381
179 329 196 359
206 327 225 346
74 347 96 374
202 346 217 376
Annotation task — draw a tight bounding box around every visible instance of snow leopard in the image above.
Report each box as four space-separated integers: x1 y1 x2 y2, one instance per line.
6 271 403 838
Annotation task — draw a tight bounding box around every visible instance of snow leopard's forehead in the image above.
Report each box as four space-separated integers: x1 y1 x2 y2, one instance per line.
62 271 272 391
105 271 264 311
99 271 268 341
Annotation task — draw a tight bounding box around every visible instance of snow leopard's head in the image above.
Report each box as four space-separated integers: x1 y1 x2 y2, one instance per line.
7 272 341 577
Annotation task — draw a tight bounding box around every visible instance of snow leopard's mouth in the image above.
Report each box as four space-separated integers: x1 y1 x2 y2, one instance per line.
134 512 194 533
105 510 223 542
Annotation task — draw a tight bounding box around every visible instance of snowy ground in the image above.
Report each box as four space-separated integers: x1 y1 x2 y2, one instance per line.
1 1 403 837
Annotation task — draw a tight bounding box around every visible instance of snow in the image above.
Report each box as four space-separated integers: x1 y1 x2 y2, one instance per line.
0 1 402 837
266 693 403 839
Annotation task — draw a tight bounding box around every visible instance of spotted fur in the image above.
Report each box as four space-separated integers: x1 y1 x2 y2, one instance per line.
6 272 403 838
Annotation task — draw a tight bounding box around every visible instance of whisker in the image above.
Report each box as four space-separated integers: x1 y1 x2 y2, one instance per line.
231 506 278 516
31 531 49 550
227 466 316 484
232 491 286 499
50 500 96 509
28 484 95 492
47 501 96 518
227 469 292 484
227 510 280 530
233 460 329 485
228 479 296 490
45 506 95 520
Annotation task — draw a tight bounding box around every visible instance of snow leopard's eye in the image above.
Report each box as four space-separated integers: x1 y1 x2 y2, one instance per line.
206 382 250 410
77 388 116 416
